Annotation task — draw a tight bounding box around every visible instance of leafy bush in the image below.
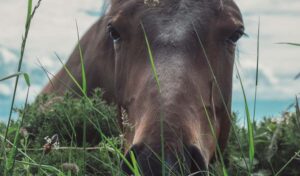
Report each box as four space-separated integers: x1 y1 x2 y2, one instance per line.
18 89 119 147
219 111 300 176
1 89 123 175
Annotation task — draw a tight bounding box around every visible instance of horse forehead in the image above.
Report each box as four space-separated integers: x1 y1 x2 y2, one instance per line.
157 11 213 42
141 1 217 42
111 0 240 41
114 0 235 16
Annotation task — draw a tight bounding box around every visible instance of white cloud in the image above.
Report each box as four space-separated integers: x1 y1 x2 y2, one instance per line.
0 0 102 66
233 0 300 101
0 0 299 105
0 47 17 64
237 0 300 14
0 84 11 96
0 0 103 104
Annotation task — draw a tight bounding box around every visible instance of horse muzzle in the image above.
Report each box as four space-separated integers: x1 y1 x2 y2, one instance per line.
121 143 208 176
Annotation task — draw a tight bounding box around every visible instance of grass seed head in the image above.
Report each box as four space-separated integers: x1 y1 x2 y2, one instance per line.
61 163 80 174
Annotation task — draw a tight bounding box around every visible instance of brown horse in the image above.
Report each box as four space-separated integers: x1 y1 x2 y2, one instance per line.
42 0 244 175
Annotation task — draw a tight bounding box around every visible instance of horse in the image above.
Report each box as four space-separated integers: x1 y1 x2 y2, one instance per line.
42 0 244 175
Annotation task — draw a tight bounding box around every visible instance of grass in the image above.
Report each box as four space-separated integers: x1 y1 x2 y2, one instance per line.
1 93 299 175
235 64 255 172
193 23 250 170
0 0 300 175
253 17 260 122
200 94 228 176
141 22 166 176
0 0 41 175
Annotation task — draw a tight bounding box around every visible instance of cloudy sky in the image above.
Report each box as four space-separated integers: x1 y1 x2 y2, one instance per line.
0 0 299 122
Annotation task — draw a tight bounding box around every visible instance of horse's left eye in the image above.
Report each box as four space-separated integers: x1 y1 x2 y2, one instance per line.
227 28 244 44
107 24 121 42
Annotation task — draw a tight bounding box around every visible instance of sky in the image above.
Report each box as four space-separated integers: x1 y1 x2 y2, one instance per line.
0 0 299 122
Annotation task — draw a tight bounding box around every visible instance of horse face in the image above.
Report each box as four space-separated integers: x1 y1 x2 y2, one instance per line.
106 0 244 175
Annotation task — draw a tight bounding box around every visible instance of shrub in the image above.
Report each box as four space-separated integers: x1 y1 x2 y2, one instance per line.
20 89 120 147
219 111 300 176
1 88 122 175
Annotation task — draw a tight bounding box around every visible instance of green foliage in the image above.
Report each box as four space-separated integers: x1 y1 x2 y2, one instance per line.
218 112 300 176
1 89 122 175
20 89 119 147
1 91 300 175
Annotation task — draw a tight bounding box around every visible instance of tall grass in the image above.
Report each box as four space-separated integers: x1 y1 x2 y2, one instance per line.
53 38 135 176
0 73 31 175
234 64 255 172
277 42 300 46
75 20 87 175
0 0 42 175
253 17 260 122
0 1 128 175
199 94 228 176
141 22 166 176
193 23 250 172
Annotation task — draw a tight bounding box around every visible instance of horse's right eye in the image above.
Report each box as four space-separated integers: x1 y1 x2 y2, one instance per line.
227 27 245 45
107 24 121 42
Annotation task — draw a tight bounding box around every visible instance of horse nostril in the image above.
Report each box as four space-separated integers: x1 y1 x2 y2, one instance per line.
121 144 207 176
121 144 172 176
187 145 208 175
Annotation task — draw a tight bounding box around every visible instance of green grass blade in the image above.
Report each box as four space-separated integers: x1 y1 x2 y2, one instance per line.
253 18 260 122
141 22 161 92
54 53 85 96
130 151 141 176
26 0 32 26
37 60 83 97
23 73 31 87
0 72 24 81
14 160 65 175
0 135 50 175
277 42 300 46
100 133 135 174
75 20 87 174
193 23 249 170
141 22 165 176
1 0 42 166
44 57 112 121
199 93 228 176
235 63 255 172
54 51 103 176
73 113 135 175
76 20 87 95
5 87 30 175
0 72 31 87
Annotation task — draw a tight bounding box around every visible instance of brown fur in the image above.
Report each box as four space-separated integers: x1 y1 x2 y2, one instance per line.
42 0 243 175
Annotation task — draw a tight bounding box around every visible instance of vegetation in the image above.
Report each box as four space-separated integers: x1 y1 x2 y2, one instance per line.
222 111 300 176
0 92 299 175
0 89 123 175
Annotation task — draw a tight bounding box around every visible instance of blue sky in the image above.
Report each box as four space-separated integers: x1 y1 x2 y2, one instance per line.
0 0 299 122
